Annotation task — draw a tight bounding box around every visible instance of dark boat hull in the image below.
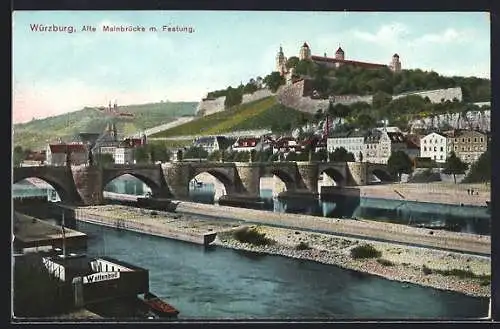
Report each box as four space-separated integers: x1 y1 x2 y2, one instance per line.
140 292 179 318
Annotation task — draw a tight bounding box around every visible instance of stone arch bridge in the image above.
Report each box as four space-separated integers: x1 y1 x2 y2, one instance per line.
13 162 393 205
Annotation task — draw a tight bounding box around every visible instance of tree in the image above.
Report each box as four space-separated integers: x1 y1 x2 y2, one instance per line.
285 56 300 69
330 147 355 162
443 151 469 183
387 151 413 182
462 148 490 183
94 153 114 166
263 72 286 92
355 113 377 130
134 146 150 163
14 146 25 167
184 146 209 160
208 150 222 162
224 87 243 108
148 144 170 163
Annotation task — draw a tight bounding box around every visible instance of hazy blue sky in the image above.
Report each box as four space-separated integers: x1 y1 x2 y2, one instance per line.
12 11 490 123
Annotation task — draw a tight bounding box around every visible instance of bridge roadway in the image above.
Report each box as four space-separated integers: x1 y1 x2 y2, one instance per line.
13 161 393 206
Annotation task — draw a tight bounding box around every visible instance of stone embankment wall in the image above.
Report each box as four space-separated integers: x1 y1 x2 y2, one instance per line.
392 87 463 103
196 88 276 116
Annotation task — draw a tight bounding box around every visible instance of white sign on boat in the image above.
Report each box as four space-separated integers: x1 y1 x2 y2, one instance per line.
83 271 120 284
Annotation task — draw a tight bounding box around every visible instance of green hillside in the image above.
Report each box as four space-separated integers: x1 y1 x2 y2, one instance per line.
14 102 197 150
150 96 312 138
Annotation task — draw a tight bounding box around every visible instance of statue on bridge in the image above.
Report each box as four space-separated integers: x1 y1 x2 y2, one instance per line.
65 148 72 167
88 148 94 166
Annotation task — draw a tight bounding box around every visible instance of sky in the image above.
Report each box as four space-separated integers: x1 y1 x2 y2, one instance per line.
12 11 490 123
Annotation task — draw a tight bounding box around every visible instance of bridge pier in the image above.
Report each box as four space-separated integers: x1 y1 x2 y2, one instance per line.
295 162 319 197
235 162 262 197
346 162 368 186
71 165 104 205
161 163 191 200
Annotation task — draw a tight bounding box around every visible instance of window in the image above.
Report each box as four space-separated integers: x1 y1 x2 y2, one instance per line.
424 146 427 151
440 155 443 160
462 138 465 143
434 147 437 152
480 138 484 143
462 147 465 151
468 138 471 143
440 147 443 152
474 138 477 143
454 146 458 151
454 138 458 143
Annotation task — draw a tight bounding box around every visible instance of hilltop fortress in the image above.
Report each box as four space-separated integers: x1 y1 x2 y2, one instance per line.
196 42 462 117
276 42 402 77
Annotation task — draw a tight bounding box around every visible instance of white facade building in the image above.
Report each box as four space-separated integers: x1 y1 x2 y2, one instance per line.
327 130 366 162
114 147 134 164
419 132 453 163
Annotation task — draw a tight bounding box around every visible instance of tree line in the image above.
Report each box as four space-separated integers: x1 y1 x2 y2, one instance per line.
285 57 490 102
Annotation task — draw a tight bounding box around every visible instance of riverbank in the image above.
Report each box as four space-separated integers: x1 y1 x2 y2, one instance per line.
175 201 490 255
354 183 490 207
72 204 490 298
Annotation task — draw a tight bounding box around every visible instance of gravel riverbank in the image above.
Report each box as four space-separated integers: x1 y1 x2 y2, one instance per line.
74 204 490 298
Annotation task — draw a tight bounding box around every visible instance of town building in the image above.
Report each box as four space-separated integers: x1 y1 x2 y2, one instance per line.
45 143 88 166
327 130 366 162
452 130 489 164
114 146 135 164
364 130 408 164
231 137 266 153
277 43 401 76
419 132 453 163
21 150 46 167
193 136 231 154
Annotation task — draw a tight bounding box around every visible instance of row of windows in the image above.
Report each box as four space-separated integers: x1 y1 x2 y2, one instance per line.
423 137 485 144
455 146 485 152
454 137 484 143
423 146 444 152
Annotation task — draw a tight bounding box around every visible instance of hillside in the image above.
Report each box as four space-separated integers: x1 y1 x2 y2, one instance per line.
13 102 197 150
150 96 312 138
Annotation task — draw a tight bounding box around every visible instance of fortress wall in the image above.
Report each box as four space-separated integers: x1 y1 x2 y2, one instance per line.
241 88 275 104
196 96 226 116
196 89 275 117
276 81 373 114
393 87 463 103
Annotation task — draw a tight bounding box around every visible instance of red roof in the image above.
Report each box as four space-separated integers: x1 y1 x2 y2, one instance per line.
123 138 144 147
234 138 260 148
49 143 87 153
310 55 387 69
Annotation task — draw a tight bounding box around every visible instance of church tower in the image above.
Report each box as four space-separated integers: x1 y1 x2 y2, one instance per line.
299 42 311 60
390 54 402 72
276 46 287 75
335 46 345 60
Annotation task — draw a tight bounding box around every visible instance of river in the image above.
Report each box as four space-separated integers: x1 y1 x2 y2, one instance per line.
76 220 488 319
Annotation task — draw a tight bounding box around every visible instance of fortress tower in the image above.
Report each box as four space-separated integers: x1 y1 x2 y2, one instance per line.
299 42 311 60
390 54 402 72
334 46 345 61
276 46 287 75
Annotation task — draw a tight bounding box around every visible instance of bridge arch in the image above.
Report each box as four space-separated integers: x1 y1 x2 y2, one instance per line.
269 169 297 192
368 168 394 183
102 172 172 198
13 176 76 204
320 167 346 187
188 169 237 197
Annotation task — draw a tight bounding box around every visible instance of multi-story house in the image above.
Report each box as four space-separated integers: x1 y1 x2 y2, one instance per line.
327 130 366 162
193 136 231 154
46 143 88 166
452 130 489 164
420 132 453 163
364 129 408 164
114 146 135 164
232 137 265 153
